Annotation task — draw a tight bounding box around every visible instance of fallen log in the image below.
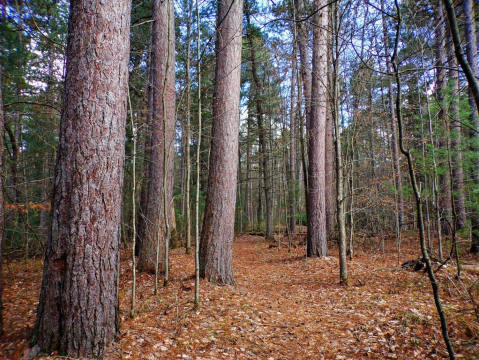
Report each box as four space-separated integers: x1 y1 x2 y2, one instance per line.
460 264 479 274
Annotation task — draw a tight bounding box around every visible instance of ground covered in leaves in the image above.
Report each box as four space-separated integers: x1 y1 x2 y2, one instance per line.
1 234 479 359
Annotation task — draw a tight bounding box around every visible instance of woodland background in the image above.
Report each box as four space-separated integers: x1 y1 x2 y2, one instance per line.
1 0 479 358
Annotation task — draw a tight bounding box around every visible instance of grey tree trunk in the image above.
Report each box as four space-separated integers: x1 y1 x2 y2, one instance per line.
434 3 452 235
136 42 152 257
200 0 243 284
138 0 176 273
244 112 253 226
445 35 467 230
325 88 335 239
289 32 298 235
245 7 273 240
185 0 192 254
381 0 404 230
325 8 335 240
30 0 131 356
307 0 328 257
195 0 202 307
331 1 347 284
392 10 455 357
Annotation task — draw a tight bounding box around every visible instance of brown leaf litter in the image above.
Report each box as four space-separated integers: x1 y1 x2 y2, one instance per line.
1 234 478 359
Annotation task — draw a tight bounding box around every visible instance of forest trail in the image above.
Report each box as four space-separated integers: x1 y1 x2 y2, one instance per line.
1 234 478 359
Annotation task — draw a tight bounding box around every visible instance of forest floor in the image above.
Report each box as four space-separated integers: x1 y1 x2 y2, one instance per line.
1 233 479 359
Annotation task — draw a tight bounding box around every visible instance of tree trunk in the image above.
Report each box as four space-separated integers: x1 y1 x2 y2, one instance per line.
331 1 347 284
244 112 253 226
462 0 479 252
185 0 192 254
381 0 404 230
289 32 297 235
325 7 335 240
307 0 328 257
199 0 243 284
434 2 452 235
138 0 176 273
136 41 152 257
194 0 202 306
443 0 479 112
445 34 467 230
245 7 273 240
295 0 312 130
392 5 455 354
30 0 131 356
325 87 335 239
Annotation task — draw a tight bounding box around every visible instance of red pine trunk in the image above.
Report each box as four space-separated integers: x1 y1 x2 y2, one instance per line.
31 0 131 356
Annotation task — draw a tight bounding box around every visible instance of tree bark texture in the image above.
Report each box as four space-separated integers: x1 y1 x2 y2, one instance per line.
307 0 328 257
138 0 176 273
31 0 131 356
295 0 312 130
200 0 243 284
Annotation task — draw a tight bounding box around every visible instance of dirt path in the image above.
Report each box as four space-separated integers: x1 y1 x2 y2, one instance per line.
1 234 478 359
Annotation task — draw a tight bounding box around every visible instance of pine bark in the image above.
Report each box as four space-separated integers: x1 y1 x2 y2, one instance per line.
30 0 131 356
295 0 312 130
138 0 176 273
200 0 243 284
307 0 328 257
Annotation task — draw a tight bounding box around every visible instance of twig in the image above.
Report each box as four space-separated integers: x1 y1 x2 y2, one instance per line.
434 257 451 274
444 275 464 296
412 333 430 345
468 281 479 323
